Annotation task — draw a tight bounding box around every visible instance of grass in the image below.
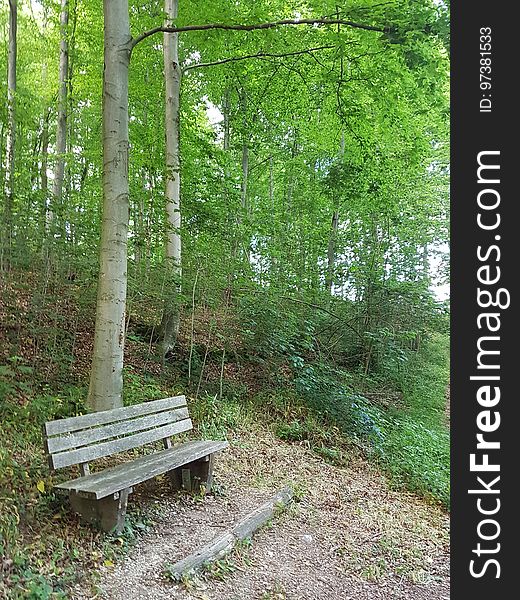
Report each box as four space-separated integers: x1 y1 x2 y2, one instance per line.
0 366 259 598
0 348 449 596
0 338 449 597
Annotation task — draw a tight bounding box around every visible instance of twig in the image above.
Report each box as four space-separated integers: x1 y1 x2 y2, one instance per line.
182 45 336 73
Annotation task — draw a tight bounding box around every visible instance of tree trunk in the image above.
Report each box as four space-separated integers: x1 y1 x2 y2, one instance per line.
325 132 345 294
158 0 182 360
65 0 77 251
87 0 131 411
238 88 250 267
240 140 250 265
3 0 17 259
40 107 50 237
134 71 149 268
134 168 146 266
49 0 70 243
269 154 279 281
240 142 249 212
223 88 230 152
0 123 4 196
269 155 274 209
325 201 339 293
30 131 42 191
222 87 234 303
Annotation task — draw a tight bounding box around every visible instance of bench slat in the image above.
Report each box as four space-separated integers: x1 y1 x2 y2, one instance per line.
50 418 193 469
56 440 229 499
45 396 187 437
46 407 190 454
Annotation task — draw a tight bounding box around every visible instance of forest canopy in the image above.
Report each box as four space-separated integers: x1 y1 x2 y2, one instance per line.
0 1 449 386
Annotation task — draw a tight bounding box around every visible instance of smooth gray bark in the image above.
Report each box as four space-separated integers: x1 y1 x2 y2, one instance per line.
241 143 249 211
87 0 131 411
158 0 182 360
237 89 251 267
40 107 50 226
3 0 17 251
269 155 274 208
325 203 339 293
222 87 234 301
40 58 50 200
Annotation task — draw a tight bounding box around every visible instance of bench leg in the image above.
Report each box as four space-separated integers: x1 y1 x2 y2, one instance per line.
169 454 215 494
69 488 131 534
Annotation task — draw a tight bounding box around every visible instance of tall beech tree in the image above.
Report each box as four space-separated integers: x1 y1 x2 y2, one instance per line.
0 1 448 411
3 0 17 259
87 0 131 411
158 0 183 360
49 0 70 242
325 132 345 293
87 6 392 410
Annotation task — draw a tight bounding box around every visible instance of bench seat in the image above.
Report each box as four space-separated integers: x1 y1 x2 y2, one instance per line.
56 440 229 500
42 396 228 533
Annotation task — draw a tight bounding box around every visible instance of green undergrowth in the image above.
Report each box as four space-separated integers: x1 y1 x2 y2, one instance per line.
0 370 177 599
375 333 450 507
249 333 450 508
184 334 450 508
0 319 449 598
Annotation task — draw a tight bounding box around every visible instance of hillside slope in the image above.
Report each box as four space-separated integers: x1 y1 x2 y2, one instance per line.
1 271 449 599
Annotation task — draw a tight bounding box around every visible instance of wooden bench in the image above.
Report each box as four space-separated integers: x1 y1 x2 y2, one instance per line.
42 396 228 534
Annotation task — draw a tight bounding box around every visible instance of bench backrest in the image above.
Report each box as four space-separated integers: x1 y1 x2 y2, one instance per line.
43 396 192 470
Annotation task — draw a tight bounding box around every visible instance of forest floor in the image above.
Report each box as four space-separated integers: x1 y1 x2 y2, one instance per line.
73 426 450 600
1 271 450 599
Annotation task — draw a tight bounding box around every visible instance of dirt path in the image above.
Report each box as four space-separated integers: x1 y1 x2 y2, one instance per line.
73 428 449 600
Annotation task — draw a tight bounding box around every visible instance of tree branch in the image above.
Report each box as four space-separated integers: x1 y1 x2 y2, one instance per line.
182 45 336 73
131 17 388 51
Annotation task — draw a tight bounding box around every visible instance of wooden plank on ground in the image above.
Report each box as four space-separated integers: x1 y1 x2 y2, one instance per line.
165 486 294 581
44 396 187 437
56 440 229 498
